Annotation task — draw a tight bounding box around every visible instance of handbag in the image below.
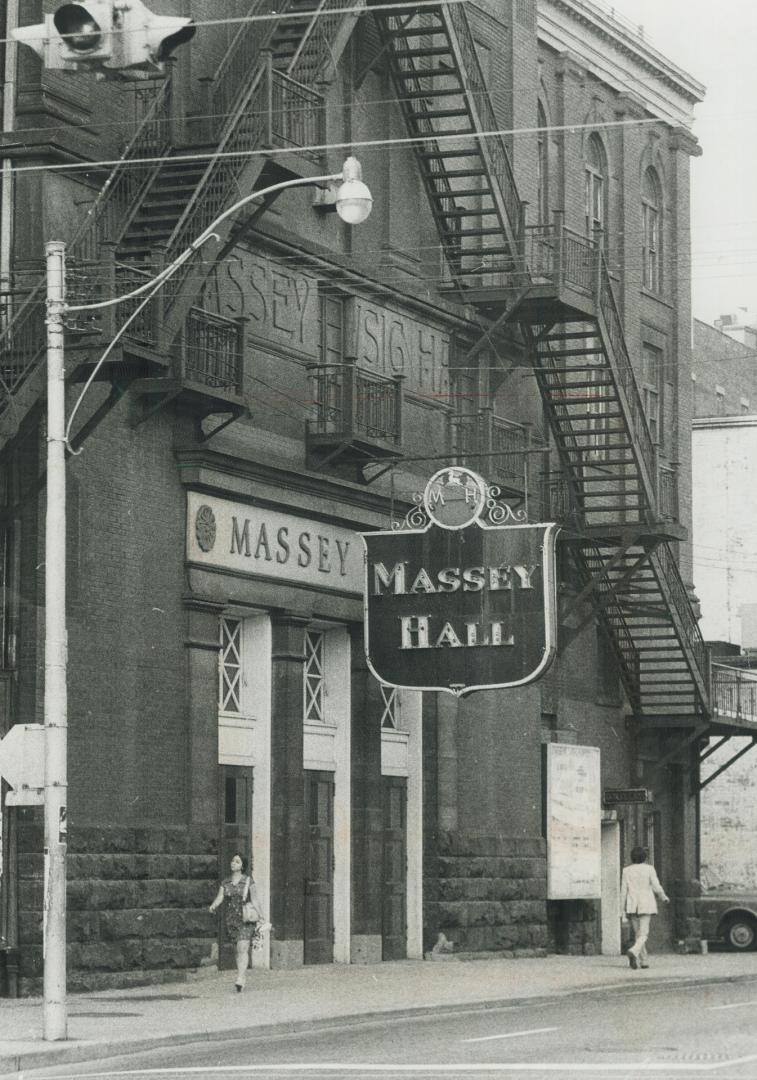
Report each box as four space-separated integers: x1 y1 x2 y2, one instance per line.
241 876 260 924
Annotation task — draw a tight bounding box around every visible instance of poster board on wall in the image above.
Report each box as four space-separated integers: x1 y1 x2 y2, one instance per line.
546 743 602 899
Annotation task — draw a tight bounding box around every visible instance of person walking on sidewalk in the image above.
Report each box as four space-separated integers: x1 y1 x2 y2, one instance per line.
209 853 265 992
621 845 669 970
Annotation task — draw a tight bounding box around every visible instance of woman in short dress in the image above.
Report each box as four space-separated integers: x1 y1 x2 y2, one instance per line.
209 852 260 991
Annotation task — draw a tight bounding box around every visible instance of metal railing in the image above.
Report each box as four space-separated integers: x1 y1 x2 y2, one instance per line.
650 541 710 708
453 411 531 491
270 71 324 161
444 3 523 248
712 664 757 725
658 463 679 522
596 249 656 503
580 540 641 709
310 364 402 445
180 309 243 391
523 222 594 295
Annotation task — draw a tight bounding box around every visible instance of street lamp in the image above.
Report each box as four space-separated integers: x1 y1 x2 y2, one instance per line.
41 156 371 1040
335 157 373 225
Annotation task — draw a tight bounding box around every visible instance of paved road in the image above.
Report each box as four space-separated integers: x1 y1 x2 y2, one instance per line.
23 975 757 1080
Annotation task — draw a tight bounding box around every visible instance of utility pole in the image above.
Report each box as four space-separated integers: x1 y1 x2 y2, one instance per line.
43 240 68 1040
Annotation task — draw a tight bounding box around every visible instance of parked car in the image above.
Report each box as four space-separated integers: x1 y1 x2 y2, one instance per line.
701 895 757 950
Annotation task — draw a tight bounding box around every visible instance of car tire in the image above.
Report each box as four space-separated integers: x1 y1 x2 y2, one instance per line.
724 916 757 951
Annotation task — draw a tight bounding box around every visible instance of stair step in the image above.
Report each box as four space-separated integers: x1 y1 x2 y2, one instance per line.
429 187 487 200
403 86 464 99
396 65 456 78
440 207 499 218
539 364 609 374
545 380 614 391
539 347 606 358
453 227 504 238
543 331 601 342
385 26 446 41
420 152 485 163
548 394 618 405
394 45 452 58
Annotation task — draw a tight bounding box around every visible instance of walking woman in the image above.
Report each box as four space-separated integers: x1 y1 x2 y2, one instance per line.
621 845 670 969
209 852 261 992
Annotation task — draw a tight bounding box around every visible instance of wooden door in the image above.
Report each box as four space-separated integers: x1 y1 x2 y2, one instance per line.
217 765 253 970
382 776 407 960
304 770 334 965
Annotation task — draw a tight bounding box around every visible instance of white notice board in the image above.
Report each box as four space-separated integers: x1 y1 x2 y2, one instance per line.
546 743 601 899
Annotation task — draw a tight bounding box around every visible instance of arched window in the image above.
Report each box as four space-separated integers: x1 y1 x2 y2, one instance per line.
585 134 607 237
642 167 662 292
537 101 548 224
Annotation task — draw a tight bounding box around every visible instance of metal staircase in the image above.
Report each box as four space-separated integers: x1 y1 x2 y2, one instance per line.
369 1 710 723
0 0 357 445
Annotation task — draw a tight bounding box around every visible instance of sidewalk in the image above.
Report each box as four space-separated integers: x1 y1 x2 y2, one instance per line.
3 951 757 1076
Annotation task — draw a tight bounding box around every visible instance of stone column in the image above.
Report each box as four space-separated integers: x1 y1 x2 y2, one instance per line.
349 624 383 962
184 596 224 826
269 613 308 968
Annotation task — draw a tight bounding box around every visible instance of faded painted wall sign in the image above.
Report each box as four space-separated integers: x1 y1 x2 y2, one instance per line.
346 298 449 397
200 253 450 396
201 251 320 357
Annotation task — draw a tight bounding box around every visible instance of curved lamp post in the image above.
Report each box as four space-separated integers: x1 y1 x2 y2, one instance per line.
41 156 372 1041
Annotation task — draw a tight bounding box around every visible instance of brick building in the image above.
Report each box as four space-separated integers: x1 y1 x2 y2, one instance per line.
0 0 716 994
691 316 757 923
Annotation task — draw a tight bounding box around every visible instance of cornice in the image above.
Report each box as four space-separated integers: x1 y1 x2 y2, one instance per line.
539 0 705 129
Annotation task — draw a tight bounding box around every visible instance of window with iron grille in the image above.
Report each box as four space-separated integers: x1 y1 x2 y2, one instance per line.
380 684 400 729
304 629 325 722
219 617 243 713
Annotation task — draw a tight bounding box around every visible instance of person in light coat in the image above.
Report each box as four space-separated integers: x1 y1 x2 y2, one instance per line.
620 845 669 969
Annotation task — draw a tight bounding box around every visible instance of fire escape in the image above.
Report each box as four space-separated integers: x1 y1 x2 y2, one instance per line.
0 0 357 448
368 1 725 747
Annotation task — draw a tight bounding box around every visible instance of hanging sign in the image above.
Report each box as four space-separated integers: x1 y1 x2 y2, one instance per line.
361 467 559 696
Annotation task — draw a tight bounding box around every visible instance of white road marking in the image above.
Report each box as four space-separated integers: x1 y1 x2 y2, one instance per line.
35 1055 757 1077
708 998 757 1010
462 1025 559 1044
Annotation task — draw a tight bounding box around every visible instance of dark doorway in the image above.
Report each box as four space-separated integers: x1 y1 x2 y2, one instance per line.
304 770 334 965
217 764 253 970
382 775 407 960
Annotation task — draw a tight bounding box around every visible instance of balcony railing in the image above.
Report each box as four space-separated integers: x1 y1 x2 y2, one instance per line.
712 664 757 727
62 259 244 395
658 463 679 523
178 309 244 392
453 411 531 492
308 363 402 450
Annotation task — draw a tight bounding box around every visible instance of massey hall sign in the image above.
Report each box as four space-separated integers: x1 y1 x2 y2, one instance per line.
362 468 559 696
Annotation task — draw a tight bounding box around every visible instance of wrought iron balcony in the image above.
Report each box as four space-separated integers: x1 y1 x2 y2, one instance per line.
711 663 757 733
306 361 403 473
657 462 679 523
453 410 532 494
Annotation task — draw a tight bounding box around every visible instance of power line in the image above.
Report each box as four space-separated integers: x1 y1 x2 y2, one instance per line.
1 116 663 179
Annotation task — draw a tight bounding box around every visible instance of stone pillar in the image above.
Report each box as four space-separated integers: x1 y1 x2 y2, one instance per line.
184 596 224 826
436 694 459 834
269 613 308 968
349 624 383 962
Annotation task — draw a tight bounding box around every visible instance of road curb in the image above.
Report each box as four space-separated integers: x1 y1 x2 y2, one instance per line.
2 969 757 1076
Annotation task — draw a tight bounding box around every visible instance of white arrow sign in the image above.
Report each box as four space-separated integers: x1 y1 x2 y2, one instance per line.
0 723 44 805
